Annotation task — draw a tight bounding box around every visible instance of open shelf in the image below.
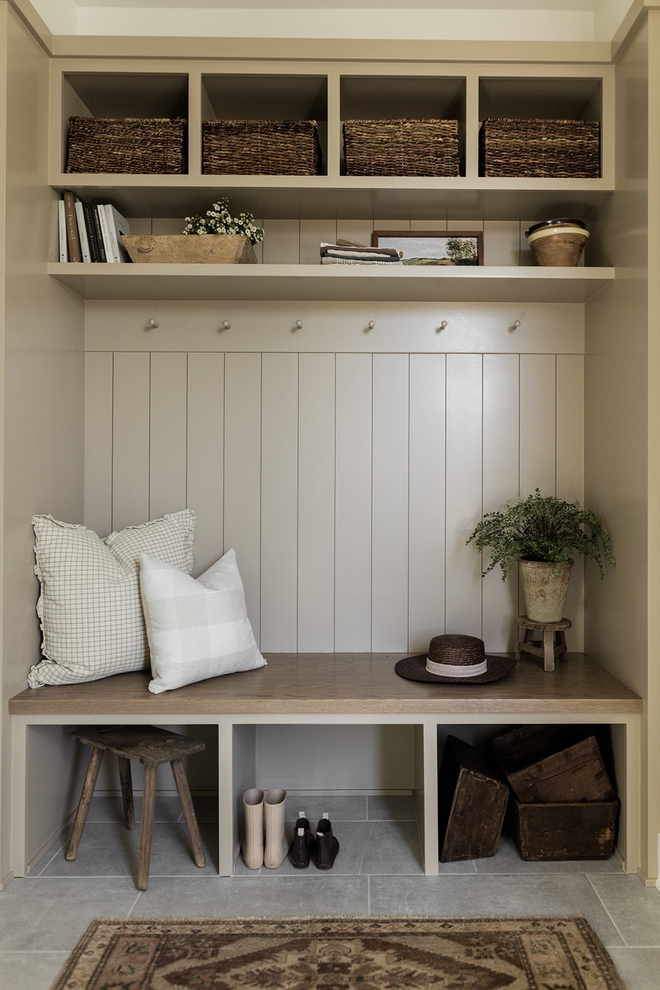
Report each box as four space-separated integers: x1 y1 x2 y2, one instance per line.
49 262 614 302
51 175 613 221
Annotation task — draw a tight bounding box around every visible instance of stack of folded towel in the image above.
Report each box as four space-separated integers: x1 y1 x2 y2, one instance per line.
320 240 403 265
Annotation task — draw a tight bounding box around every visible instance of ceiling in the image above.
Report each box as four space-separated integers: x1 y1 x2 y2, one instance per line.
26 0 636 41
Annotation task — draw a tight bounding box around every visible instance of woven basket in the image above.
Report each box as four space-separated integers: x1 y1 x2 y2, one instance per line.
479 118 600 178
202 120 321 175
66 117 187 174
343 119 459 177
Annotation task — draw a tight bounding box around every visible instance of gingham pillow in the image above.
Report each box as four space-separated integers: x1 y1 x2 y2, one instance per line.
140 549 266 694
28 510 196 688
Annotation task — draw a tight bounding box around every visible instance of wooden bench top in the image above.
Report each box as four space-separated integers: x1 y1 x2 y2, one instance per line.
8 653 643 717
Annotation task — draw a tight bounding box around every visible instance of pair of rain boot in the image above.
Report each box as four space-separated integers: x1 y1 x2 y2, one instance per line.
241 788 289 870
290 811 340 870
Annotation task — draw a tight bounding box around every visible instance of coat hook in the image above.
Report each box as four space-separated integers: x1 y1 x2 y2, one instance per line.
147 318 159 329
294 319 303 330
510 320 521 332
367 320 375 331
437 320 448 332
221 320 231 330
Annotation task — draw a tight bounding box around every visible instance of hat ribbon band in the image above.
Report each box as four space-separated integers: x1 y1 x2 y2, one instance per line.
425 658 488 678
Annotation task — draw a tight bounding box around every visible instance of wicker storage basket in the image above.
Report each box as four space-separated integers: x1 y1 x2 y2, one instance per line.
202 119 321 175
66 116 186 174
479 118 600 178
343 118 459 177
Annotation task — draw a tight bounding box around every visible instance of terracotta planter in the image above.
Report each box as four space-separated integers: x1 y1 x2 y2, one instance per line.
519 558 573 623
120 233 257 264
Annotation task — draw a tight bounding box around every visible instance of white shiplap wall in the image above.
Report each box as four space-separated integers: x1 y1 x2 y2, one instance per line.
84 299 585 656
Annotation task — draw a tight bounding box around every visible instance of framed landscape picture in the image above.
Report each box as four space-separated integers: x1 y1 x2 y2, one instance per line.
373 230 483 266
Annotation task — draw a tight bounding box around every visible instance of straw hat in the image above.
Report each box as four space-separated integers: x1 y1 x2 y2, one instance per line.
395 633 516 684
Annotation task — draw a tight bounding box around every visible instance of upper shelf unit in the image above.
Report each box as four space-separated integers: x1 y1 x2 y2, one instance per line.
49 59 615 221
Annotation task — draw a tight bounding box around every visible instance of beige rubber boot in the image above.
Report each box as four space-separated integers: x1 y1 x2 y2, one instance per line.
263 788 288 869
241 788 264 869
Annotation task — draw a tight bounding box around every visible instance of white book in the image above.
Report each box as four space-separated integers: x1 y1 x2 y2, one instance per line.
103 204 131 263
58 199 69 263
96 204 114 262
74 200 91 263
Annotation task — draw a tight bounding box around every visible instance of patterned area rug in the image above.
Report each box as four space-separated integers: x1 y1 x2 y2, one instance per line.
52 916 626 990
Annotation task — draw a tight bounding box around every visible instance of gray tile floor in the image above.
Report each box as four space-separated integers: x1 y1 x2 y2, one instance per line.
2 792 659 990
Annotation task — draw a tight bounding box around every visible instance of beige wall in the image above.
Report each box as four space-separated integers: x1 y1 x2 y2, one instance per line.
585 14 658 881
0 2 84 884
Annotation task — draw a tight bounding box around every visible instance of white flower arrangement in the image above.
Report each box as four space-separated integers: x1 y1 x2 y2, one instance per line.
183 198 264 244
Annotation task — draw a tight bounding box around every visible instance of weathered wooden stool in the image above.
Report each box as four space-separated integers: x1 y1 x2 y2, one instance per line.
515 615 572 672
66 724 206 890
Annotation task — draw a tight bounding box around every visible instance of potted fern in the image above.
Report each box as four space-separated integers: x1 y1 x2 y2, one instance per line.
467 489 615 623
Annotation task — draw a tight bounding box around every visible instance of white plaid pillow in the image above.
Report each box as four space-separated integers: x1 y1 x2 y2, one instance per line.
28 510 196 688
140 549 265 694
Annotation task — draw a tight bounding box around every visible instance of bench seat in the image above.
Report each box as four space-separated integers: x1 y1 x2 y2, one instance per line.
8 652 643 716
8 653 643 880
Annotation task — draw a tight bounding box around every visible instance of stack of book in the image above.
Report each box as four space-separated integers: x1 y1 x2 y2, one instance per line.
59 190 131 263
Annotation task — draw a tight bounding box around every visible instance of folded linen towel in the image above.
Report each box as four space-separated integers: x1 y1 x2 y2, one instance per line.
320 242 403 264
321 256 404 265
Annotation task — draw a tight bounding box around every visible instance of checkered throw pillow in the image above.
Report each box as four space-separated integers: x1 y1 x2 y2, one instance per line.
140 549 265 694
28 510 196 688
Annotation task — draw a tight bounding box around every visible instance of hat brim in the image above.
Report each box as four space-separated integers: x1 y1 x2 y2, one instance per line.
395 654 517 684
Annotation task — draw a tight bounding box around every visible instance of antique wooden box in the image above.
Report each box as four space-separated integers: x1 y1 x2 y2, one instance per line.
492 724 615 803
509 795 618 861
438 735 509 862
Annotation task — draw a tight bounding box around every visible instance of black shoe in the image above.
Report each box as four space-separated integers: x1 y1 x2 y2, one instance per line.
314 813 339 870
290 814 315 869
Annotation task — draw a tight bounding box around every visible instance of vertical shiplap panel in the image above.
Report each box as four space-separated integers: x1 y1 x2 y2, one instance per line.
299 353 335 651
409 354 446 650
483 354 520 651
262 220 300 264
300 220 337 264
224 353 262 641
150 352 188 520
372 354 409 650
557 354 585 650
335 353 372 651
520 354 556 496
84 351 113 537
519 353 556 618
112 352 150 531
445 354 483 637
261 353 299 651
187 352 224 575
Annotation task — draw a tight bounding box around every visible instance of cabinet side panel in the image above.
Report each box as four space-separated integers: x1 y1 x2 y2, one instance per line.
445 354 483 637
112 352 151 531
187 352 224 576
84 351 113 537
261 352 299 651
224 353 262 642
372 354 409 651
335 353 372 651
298 353 335 651
483 353 520 651
409 354 446 651
150 352 188 521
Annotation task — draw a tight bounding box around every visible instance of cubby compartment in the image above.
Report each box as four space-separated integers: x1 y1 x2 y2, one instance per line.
340 75 466 176
60 72 189 175
478 76 603 178
201 74 328 175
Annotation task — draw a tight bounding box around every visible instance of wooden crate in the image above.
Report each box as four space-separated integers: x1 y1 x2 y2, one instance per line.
479 117 600 178
202 120 321 175
492 724 615 803
66 116 186 174
509 795 618 861
438 735 509 862
343 119 460 177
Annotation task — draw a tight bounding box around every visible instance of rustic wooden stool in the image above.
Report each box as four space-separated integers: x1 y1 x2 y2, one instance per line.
66 724 206 890
515 615 572 672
